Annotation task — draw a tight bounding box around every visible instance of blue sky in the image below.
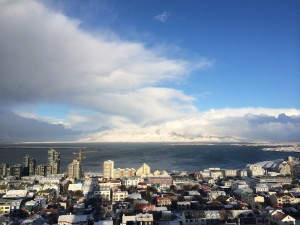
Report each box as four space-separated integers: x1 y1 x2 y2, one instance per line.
48 0 300 110
0 0 299 142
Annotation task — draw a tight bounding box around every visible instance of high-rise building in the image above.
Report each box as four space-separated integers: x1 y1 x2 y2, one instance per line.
103 160 114 179
47 149 60 175
35 164 47 176
66 159 83 179
23 155 36 176
11 164 22 179
0 163 9 178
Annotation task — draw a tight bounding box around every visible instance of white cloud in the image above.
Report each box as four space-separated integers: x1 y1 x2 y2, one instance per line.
85 108 300 142
0 0 210 131
153 11 170 23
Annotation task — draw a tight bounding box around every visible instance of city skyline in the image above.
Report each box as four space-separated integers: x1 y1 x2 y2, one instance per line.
0 0 299 143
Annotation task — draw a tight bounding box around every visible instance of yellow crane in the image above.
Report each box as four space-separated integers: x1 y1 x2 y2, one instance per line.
73 149 96 161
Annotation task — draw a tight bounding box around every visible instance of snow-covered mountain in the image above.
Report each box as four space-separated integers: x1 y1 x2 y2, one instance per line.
79 127 251 143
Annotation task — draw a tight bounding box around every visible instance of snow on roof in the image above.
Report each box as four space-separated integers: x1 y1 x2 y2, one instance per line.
58 215 88 223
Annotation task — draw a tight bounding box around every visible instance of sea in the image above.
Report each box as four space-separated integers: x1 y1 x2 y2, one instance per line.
0 143 298 173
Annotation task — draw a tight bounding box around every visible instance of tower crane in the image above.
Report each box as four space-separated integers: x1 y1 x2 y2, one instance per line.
73 149 96 161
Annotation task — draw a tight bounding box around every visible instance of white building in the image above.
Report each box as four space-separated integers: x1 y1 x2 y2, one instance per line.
255 183 269 193
123 177 141 187
103 160 114 179
68 183 83 192
246 164 265 177
58 215 88 225
112 191 128 202
224 169 238 178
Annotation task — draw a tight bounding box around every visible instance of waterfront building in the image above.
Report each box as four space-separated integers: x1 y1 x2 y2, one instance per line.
246 164 265 177
209 168 224 180
35 164 47 176
237 169 248 177
47 149 60 175
10 164 22 179
66 159 83 179
0 163 9 177
23 155 36 176
136 163 151 177
278 161 292 176
224 169 238 177
103 160 114 179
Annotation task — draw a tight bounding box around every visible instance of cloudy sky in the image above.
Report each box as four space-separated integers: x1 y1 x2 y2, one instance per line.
0 0 299 143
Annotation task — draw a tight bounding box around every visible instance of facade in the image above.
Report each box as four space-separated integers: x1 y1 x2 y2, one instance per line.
209 168 224 180
114 168 136 178
136 163 151 177
112 191 128 202
224 169 238 178
246 164 265 177
10 164 22 179
251 175 292 185
0 163 9 177
23 155 36 176
35 164 47 176
122 213 153 225
148 176 173 186
66 159 83 179
103 160 114 179
269 210 296 225
98 185 111 201
47 149 60 175
278 161 292 176
123 177 141 187
270 193 299 206
58 215 88 225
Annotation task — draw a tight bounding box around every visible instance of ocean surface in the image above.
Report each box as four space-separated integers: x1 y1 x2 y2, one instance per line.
0 143 298 173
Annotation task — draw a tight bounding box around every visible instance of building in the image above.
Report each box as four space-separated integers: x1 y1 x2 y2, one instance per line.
10 164 22 179
114 168 136 178
47 149 60 175
112 190 128 202
123 177 141 187
270 193 299 206
148 176 173 187
278 161 292 176
136 163 151 177
103 160 114 179
224 169 238 178
35 164 47 176
0 163 9 178
58 215 88 225
250 175 292 186
246 164 265 177
66 159 83 179
23 155 36 176
122 213 153 225
269 209 296 225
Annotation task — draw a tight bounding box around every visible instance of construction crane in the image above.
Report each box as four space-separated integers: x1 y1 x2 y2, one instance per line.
73 149 96 161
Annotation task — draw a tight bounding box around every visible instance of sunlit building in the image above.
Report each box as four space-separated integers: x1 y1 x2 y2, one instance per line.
103 160 114 179
135 163 151 177
47 149 60 175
